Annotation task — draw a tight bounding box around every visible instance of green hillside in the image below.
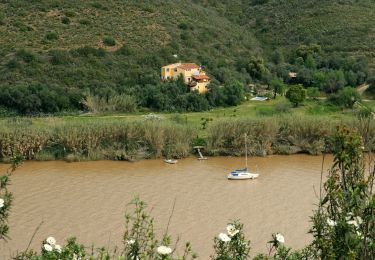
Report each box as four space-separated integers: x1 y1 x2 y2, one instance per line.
0 0 373 114
243 0 375 69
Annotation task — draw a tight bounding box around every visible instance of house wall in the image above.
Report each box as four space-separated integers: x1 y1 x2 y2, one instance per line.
161 65 179 80
176 67 200 84
191 81 210 93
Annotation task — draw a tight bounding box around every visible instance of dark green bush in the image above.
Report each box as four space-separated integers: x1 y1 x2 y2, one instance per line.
61 16 70 24
79 19 90 25
45 32 58 41
286 84 307 107
116 45 132 56
103 36 116 46
91 2 108 10
0 13 5 25
65 10 76 17
73 46 106 57
49 50 70 65
16 49 35 63
328 86 361 109
6 59 20 69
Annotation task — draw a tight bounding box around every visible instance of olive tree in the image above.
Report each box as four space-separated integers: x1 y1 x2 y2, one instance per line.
286 84 306 107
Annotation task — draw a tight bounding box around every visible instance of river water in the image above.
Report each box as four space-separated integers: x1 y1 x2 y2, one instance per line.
0 155 331 259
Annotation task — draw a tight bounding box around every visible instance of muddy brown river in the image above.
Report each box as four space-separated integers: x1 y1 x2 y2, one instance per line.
0 155 332 259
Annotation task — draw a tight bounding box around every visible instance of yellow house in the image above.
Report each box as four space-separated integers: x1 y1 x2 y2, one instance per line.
161 63 210 93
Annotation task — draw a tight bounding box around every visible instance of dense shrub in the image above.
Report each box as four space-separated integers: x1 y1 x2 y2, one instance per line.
73 46 106 57
61 16 70 24
0 84 82 114
49 50 70 65
45 32 58 41
307 87 320 99
103 36 116 46
328 86 361 109
16 49 35 63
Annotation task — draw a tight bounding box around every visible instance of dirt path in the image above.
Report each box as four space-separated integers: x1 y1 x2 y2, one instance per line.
357 83 370 95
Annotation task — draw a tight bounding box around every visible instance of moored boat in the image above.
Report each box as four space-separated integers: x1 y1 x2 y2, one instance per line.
227 134 259 180
164 159 178 164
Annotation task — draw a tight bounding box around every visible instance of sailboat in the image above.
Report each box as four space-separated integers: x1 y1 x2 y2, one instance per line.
227 134 259 180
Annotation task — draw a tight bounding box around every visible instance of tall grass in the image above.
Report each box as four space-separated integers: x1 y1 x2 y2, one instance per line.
0 116 374 161
207 116 373 156
82 93 137 113
0 119 196 161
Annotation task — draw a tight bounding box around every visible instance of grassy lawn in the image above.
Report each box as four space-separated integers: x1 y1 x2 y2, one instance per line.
4 97 371 138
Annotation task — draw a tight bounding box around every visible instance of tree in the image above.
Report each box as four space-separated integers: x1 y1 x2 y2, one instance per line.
322 70 346 93
296 44 322 60
271 49 284 64
305 54 316 69
206 83 226 107
296 68 314 87
329 86 361 109
222 81 245 106
367 76 375 95
286 84 306 107
244 56 267 80
270 78 286 99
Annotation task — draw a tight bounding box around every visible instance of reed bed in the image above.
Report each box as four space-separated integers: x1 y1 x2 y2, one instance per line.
0 116 374 161
206 116 374 156
0 119 196 162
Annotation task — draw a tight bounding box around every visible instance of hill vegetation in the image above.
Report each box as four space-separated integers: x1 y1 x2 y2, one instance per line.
0 0 373 114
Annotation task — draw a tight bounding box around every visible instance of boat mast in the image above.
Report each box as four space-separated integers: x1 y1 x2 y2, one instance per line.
245 133 248 168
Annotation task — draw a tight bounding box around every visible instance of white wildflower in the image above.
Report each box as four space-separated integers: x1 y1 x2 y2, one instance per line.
347 220 359 228
43 244 53 252
226 224 239 237
356 231 363 238
218 233 231 242
157 245 172 255
54 244 62 253
355 216 363 225
126 239 135 245
0 198 4 208
46 236 56 245
345 212 353 221
327 218 337 227
276 233 285 243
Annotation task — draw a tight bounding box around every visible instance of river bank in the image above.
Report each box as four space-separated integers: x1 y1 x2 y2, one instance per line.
0 116 374 162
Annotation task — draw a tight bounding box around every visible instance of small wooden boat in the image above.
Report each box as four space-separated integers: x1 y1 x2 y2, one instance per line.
164 159 178 164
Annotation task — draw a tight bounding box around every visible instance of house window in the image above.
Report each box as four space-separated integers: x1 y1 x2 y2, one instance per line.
174 68 177 72
166 68 170 72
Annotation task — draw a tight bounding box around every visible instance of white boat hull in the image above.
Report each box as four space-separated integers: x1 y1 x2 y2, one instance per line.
164 159 177 164
227 172 259 180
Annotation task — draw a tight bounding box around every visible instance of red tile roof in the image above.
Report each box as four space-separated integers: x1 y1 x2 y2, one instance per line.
192 75 210 80
178 63 200 70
